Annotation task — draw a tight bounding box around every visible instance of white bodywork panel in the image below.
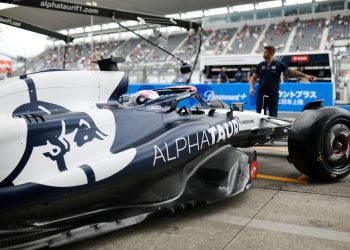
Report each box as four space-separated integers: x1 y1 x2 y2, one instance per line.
0 71 125 118
0 70 137 187
0 118 27 183
208 109 290 132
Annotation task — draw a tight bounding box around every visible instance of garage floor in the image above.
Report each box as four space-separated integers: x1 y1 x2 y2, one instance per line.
61 141 350 250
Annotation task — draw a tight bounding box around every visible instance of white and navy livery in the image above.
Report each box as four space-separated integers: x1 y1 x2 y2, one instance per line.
0 58 349 249
0 63 255 248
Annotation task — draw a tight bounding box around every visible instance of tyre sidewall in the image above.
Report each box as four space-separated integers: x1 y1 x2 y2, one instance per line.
305 111 350 181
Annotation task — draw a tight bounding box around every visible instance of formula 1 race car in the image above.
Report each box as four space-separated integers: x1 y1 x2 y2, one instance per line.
0 57 349 249
1 1 350 249
0 59 255 249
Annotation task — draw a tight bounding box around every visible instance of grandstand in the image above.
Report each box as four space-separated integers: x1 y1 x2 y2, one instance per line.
149 33 188 61
173 32 200 61
24 12 349 76
116 38 142 60
1 0 349 88
329 14 350 40
257 20 295 53
289 18 325 52
227 25 265 54
205 28 236 55
126 38 157 62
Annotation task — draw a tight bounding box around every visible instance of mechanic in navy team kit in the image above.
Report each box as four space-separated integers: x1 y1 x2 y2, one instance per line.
249 46 316 117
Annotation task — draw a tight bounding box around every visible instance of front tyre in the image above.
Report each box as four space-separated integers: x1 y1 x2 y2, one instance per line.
288 107 350 182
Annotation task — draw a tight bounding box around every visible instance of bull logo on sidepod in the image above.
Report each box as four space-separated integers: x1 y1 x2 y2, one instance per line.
0 77 136 188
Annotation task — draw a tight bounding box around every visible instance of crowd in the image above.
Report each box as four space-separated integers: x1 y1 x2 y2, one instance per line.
27 40 123 71
226 25 264 54
20 15 350 73
259 21 294 52
290 18 325 52
127 38 157 63
149 33 188 62
215 29 235 55
174 32 201 61
273 20 293 36
328 14 350 40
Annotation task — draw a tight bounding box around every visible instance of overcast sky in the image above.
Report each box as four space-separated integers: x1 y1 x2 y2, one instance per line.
0 23 48 59
0 3 48 59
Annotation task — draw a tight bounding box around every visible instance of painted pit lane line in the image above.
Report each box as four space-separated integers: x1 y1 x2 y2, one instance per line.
253 146 288 152
252 146 309 184
257 174 308 184
206 214 350 243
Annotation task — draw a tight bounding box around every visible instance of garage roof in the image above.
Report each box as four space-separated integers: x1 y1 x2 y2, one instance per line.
0 0 264 31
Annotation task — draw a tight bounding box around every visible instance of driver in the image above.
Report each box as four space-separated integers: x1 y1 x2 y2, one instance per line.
128 90 160 106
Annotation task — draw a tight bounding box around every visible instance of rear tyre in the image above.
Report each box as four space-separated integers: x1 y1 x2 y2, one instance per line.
288 107 350 182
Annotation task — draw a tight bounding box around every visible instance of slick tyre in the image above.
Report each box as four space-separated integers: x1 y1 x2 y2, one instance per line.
288 107 350 182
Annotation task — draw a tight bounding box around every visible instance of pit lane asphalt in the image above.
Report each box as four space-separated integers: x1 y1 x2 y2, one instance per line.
61 113 350 250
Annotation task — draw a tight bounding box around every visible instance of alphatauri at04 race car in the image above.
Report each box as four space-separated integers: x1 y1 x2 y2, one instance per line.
0 58 349 249
0 1 350 248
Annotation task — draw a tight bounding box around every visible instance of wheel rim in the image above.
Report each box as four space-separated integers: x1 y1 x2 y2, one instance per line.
323 123 350 173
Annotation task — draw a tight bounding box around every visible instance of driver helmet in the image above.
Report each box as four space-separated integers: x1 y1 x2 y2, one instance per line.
128 90 159 106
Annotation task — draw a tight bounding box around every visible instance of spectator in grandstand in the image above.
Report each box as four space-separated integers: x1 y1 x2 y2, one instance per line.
217 67 229 84
249 46 315 117
234 67 243 82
